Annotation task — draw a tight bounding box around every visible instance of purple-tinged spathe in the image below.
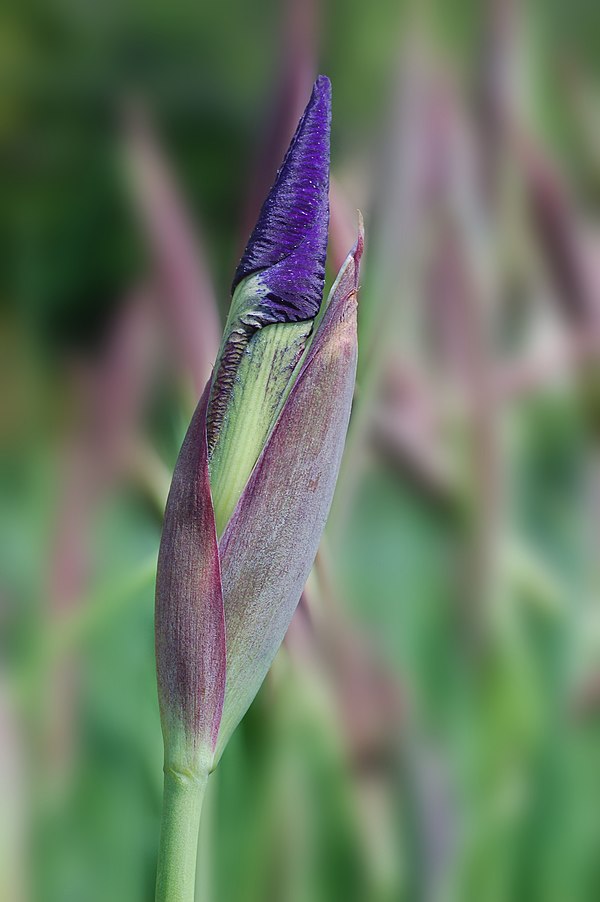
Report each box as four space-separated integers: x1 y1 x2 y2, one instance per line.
155 384 226 768
155 221 363 770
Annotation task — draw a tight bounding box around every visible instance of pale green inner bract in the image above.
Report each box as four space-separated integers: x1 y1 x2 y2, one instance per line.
206 254 354 537
208 295 313 537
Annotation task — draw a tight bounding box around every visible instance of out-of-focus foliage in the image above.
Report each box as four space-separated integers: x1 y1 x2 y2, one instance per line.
2 0 600 900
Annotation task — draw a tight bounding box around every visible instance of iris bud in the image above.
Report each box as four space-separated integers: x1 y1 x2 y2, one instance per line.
155 75 362 777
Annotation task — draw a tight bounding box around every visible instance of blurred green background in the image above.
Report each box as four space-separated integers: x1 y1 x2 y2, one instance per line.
2 0 600 900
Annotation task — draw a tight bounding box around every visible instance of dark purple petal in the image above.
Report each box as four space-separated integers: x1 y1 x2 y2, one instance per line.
231 75 331 323
214 223 363 758
155 383 226 763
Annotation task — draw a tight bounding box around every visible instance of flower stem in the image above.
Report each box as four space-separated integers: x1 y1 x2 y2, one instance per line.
155 768 209 902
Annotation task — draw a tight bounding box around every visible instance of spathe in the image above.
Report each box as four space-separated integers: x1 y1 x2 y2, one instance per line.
155 222 363 772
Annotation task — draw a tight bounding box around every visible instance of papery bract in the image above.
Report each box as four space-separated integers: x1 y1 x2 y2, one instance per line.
155 385 226 773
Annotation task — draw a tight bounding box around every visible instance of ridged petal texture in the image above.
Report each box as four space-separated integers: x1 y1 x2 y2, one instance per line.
155 385 226 771
231 75 331 322
215 223 363 759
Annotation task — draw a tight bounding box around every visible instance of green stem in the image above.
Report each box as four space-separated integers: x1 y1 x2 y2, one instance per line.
156 768 209 902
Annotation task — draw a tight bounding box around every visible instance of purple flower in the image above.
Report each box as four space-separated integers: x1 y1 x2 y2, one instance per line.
232 74 331 323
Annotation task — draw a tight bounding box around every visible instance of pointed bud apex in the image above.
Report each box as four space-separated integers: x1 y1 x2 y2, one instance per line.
231 74 331 319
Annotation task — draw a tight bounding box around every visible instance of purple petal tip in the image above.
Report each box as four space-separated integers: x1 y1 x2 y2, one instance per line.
232 75 331 322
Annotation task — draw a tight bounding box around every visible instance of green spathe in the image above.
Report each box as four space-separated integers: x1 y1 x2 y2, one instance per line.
208 274 313 536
